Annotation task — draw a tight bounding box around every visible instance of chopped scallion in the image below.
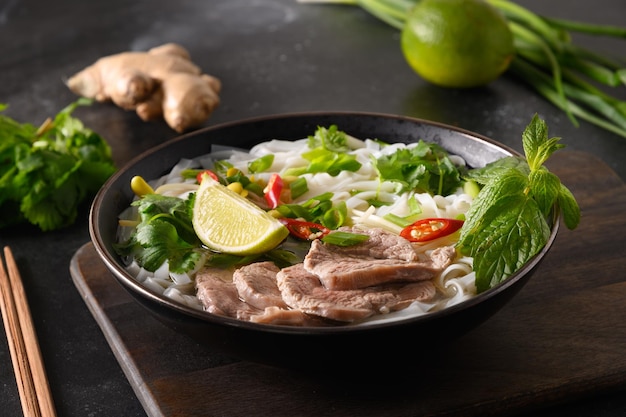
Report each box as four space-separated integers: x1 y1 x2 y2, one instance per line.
289 176 309 199
322 231 370 246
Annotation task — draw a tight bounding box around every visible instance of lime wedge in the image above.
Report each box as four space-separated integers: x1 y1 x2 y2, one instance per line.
192 177 288 255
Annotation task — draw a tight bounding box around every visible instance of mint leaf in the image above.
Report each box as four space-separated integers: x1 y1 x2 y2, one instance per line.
523 114 565 170
469 195 550 292
528 168 561 218
464 156 529 185
459 114 580 293
557 183 581 230
459 169 529 250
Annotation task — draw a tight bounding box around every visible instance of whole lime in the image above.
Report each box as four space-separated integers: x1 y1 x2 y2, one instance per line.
400 0 515 88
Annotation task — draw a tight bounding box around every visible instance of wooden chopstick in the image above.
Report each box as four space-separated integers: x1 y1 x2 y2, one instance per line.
0 246 57 417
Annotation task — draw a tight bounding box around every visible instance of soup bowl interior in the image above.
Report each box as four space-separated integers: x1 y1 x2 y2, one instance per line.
89 112 559 371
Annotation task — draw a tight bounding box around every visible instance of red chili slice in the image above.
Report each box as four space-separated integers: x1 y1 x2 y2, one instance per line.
196 169 219 184
400 218 464 242
279 218 330 240
264 173 283 209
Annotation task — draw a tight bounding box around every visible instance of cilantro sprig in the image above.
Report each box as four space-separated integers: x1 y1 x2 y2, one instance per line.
458 114 580 293
114 194 203 273
0 99 116 231
374 140 464 195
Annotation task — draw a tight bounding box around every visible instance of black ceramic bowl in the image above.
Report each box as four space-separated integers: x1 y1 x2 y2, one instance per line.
90 112 559 371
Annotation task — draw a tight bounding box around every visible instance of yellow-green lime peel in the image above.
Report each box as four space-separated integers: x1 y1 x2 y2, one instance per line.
400 0 515 88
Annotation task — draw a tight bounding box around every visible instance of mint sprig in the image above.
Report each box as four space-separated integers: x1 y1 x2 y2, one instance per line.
458 114 580 293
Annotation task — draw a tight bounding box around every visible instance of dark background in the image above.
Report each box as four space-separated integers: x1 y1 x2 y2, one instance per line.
1 0 625 415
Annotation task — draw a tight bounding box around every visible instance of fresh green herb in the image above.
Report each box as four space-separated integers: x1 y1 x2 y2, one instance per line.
365 198 392 208
382 213 411 227
275 192 349 230
0 99 116 231
320 200 348 230
180 168 203 181
181 168 223 184
296 148 362 176
284 125 362 176
115 194 203 273
321 231 370 246
248 154 274 173
374 139 464 195
463 155 530 184
302 0 626 139
382 194 423 226
307 124 352 152
115 192 304 272
458 114 580 292
225 170 264 195
288 176 309 199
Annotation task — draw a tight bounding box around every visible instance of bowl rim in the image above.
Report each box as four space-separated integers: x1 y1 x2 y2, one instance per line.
89 111 560 335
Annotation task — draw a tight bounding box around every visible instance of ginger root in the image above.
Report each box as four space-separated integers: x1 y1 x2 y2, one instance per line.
66 43 221 133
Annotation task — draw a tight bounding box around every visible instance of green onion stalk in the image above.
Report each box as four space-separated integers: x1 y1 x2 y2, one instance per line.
299 0 626 138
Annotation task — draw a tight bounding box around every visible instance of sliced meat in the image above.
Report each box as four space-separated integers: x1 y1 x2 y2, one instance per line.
334 227 418 262
304 235 457 290
195 227 455 326
233 261 288 310
276 263 436 322
197 263 330 326
195 267 261 321
249 306 327 326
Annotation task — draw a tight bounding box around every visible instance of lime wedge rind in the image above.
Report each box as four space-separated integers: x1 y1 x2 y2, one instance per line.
192 177 288 255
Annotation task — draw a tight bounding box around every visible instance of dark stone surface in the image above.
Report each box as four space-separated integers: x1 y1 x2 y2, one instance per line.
1 0 625 415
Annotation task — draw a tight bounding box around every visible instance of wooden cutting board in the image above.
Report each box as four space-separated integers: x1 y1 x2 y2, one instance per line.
70 150 626 417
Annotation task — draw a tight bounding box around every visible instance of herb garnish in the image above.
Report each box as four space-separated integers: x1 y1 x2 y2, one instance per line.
116 193 302 272
115 194 202 273
374 140 464 195
284 125 362 176
458 114 580 292
0 99 116 231
275 192 349 230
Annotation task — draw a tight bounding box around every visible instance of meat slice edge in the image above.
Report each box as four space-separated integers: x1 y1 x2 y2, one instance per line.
197 264 317 326
233 261 288 310
195 267 261 321
277 263 436 323
333 227 418 261
304 236 457 290
249 306 329 326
